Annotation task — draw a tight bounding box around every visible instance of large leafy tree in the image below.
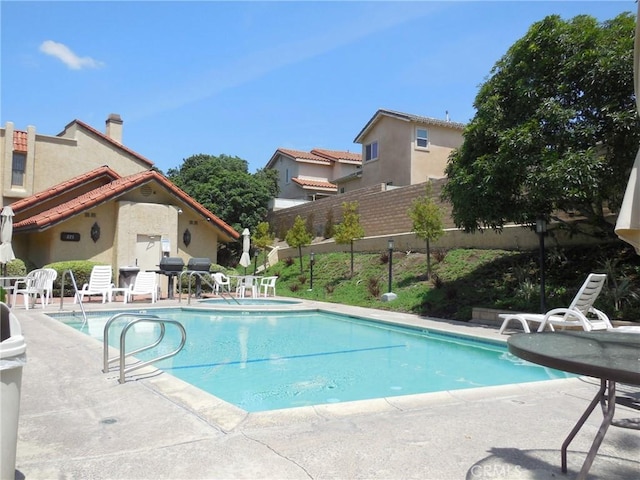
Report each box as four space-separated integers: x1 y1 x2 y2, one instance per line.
442 13 639 238
167 154 278 263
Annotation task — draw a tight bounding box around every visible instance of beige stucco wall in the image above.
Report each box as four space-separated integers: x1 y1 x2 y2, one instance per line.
1 120 150 205
410 124 463 183
359 116 412 187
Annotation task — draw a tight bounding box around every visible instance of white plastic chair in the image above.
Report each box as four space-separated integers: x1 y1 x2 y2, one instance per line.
76 266 114 303
211 273 231 294
499 273 611 333
259 276 277 297
124 271 157 303
11 268 57 309
237 276 257 299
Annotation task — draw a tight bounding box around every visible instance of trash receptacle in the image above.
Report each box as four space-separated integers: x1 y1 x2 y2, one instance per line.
118 266 140 289
1 302 26 480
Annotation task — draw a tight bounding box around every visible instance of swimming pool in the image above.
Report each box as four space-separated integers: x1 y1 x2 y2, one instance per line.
199 298 301 306
55 308 572 412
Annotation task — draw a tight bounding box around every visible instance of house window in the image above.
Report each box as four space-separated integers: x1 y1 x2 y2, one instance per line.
285 168 291 184
416 128 429 149
12 152 26 186
365 141 378 161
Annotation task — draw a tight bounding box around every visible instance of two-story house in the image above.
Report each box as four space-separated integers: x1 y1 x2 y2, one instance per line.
265 148 361 208
339 109 465 193
1 114 238 295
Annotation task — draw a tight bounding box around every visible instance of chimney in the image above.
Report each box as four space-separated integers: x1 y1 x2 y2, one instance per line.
105 113 123 143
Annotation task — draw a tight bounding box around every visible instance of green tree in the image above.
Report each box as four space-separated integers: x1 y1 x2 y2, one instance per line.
408 182 444 279
285 216 313 273
166 154 279 263
442 13 639 238
253 221 275 270
334 201 365 277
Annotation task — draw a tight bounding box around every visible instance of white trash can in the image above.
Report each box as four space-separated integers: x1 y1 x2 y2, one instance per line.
1 302 26 480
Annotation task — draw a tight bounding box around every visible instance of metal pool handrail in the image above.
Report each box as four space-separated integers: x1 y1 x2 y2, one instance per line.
59 269 87 326
117 318 186 384
103 312 161 373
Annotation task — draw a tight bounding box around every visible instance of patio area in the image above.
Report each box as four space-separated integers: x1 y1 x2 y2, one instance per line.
9 298 640 479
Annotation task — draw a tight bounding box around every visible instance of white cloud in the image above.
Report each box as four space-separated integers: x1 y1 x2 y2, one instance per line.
39 40 104 70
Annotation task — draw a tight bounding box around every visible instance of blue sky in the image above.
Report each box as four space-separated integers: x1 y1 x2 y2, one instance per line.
0 1 634 174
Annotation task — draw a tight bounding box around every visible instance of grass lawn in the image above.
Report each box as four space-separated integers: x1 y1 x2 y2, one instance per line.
261 243 640 322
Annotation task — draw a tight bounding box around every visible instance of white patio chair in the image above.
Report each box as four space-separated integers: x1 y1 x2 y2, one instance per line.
11 268 56 309
259 276 277 297
76 265 114 303
124 271 158 303
237 275 258 299
499 273 611 333
211 272 231 294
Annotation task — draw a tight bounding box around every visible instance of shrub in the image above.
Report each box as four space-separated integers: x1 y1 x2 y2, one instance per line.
432 273 444 289
367 276 381 298
284 257 294 267
325 284 335 294
4 258 26 276
379 252 389 264
298 275 307 285
432 248 447 263
289 283 300 292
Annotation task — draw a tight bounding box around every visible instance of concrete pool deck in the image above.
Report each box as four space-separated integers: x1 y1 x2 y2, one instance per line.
9 297 640 479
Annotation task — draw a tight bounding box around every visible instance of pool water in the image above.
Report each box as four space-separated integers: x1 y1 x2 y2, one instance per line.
200 298 301 306
58 309 572 412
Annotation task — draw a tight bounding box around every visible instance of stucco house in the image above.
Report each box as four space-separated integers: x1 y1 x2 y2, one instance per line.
1 114 239 296
265 148 361 208
337 109 465 193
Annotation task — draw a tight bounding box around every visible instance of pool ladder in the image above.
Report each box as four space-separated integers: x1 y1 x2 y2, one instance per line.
102 312 186 384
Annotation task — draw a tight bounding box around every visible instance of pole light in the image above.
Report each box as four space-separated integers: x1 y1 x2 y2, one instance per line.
309 252 315 291
536 218 547 313
253 249 260 275
382 238 397 301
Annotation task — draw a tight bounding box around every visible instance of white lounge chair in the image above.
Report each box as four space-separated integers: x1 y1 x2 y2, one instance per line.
124 271 157 303
499 273 611 333
259 276 277 297
11 268 57 309
76 265 114 303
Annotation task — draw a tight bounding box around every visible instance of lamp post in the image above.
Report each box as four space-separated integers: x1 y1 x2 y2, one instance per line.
382 238 397 301
253 249 260 275
536 218 547 313
309 252 315 291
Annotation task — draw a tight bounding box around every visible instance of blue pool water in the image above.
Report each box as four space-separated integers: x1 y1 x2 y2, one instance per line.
55 308 572 412
200 298 301 306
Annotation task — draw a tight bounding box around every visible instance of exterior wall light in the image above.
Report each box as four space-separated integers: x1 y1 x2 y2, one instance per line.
90 222 100 243
183 228 191 247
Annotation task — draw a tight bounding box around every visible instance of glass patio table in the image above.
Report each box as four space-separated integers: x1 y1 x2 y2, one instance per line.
508 331 640 479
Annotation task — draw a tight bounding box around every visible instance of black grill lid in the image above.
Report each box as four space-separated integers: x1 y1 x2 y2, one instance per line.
187 257 212 271
159 257 185 272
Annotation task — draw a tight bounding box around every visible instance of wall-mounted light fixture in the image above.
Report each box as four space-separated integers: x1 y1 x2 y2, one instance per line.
90 222 100 243
183 228 192 247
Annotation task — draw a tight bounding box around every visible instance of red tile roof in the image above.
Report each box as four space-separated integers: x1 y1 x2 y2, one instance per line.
276 148 332 164
11 165 121 213
291 177 337 190
60 119 154 167
13 170 239 240
13 130 28 152
311 148 361 164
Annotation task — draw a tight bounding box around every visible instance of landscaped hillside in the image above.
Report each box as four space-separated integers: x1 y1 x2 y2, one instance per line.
263 243 640 322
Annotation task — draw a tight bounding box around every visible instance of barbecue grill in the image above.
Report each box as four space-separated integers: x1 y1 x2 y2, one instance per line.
186 257 211 297
186 257 211 272
157 257 185 299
